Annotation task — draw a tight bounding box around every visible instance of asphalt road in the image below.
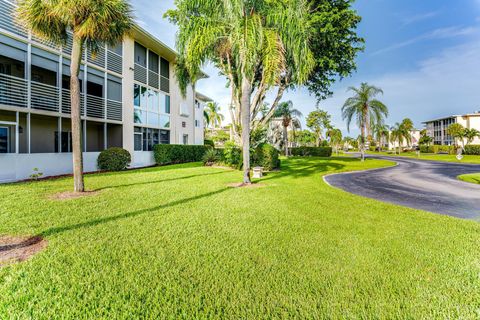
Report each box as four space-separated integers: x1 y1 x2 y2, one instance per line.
325 155 480 220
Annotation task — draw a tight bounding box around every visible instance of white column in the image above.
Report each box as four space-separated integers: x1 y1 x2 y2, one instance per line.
122 36 135 154
83 120 87 152
104 122 107 150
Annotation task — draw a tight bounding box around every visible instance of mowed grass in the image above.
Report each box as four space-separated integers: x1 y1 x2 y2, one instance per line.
1 157 480 318
458 173 480 184
367 151 480 164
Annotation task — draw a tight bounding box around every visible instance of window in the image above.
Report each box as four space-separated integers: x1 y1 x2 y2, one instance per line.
0 127 9 153
148 89 159 111
160 130 170 144
148 51 159 73
134 127 142 151
195 120 200 128
160 58 169 78
134 127 170 151
134 42 147 67
134 109 146 124
147 112 159 126
160 115 170 128
134 84 141 107
183 134 188 145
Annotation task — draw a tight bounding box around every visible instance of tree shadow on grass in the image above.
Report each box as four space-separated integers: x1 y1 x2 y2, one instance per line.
94 171 230 191
40 187 230 237
261 157 348 182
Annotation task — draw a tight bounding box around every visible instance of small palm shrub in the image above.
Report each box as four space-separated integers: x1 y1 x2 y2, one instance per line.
202 148 220 166
222 142 242 168
464 145 480 155
97 148 131 171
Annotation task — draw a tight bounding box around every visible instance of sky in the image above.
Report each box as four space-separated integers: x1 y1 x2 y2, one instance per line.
131 0 480 136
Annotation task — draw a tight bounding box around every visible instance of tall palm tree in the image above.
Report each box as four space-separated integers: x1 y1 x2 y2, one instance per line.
389 123 403 155
342 83 388 161
166 0 314 184
17 0 133 192
400 118 414 147
204 102 225 129
273 101 302 156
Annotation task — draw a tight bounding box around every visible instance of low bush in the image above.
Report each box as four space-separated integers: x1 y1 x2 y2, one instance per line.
419 145 434 153
432 145 455 155
252 144 280 171
464 145 480 155
153 144 210 165
202 148 220 166
221 142 242 168
291 147 333 157
97 147 131 171
204 139 215 148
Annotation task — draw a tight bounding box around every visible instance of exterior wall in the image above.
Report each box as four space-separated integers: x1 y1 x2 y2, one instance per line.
424 114 480 145
194 99 205 145
0 0 204 183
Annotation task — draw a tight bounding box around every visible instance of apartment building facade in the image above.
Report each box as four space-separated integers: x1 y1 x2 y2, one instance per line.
424 112 480 146
0 0 206 182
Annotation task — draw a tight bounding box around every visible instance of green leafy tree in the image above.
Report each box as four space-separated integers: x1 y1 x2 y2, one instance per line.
306 108 332 147
341 83 388 161
343 136 357 150
419 129 433 146
166 0 314 184
464 128 480 145
273 101 302 156
306 0 364 101
447 123 466 149
204 102 225 129
327 128 343 156
18 0 133 192
372 123 389 151
291 130 316 147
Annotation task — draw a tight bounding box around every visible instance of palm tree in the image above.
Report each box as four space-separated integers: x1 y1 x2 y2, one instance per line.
372 123 389 151
327 128 343 156
204 102 225 129
390 123 403 155
464 128 480 145
342 83 388 161
400 118 414 147
166 0 314 184
17 0 133 192
447 123 466 149
273 101 302 156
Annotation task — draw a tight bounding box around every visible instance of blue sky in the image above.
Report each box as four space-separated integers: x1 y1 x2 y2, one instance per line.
131 0 480 136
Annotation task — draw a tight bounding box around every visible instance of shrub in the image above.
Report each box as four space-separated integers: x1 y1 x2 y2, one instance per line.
202 148 220 166
97 147 131 171
369 146 377 152
291 147 333 157
419 145 434 153
464 145 480 155
153 144 210 165
221 142 242 168
252 144 280 171
432 145 455 155
204 139 215 148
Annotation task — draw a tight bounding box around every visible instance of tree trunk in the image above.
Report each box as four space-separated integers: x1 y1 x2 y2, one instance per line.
360 123 366 162
283 125 288 157
70 36 84 192
240 78 252 184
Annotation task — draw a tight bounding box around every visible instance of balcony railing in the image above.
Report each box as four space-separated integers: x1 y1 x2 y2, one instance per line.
0 73 122 121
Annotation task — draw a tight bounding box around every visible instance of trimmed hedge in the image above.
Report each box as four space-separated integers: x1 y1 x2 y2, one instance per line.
291 147 333 157
153 144 210 165
97 147 131 171
464 145 480 155
252 143 280 171
419 145 456 154
204 139 215 148
221 142 242 169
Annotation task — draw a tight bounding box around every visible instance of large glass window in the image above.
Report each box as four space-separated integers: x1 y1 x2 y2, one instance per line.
148 51 159 73
134 127 170 151
0 127 9 153
148 89 159 111
148 112 159 126
134 109 146 124
160 115 170 128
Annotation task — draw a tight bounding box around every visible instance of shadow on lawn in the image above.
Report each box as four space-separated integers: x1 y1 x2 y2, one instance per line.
94 171 229 191
262 157 348 182
40 187 230 237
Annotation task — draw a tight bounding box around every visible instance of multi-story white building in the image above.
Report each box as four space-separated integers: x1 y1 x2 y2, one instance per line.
0 0 208 182
424 112 480 145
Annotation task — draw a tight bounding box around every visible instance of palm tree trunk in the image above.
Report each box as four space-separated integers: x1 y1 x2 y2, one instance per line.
70 36 84 192
360 121 366 162
283 125 288 157
240 78 251 184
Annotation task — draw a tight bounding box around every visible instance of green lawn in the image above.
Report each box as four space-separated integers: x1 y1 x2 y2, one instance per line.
458 173 480 184
367 151 480 164
1 157 480 318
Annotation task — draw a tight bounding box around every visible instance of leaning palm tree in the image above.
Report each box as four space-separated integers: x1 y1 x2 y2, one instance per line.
342 83 388 161
166 0 314 184
400 118 414 147
390 123 403 155
204 102 225 129
273 101 302 156
17 0 133 192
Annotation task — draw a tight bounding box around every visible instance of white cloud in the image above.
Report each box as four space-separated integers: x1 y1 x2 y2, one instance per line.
372 26 478 56
401 11 440 26
321 40 480 136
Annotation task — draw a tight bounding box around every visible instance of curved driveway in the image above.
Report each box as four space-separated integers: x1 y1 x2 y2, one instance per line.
325 156 480 220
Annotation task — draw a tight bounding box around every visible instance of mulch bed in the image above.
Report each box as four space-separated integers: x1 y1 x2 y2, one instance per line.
48 190 100 201
0 235 47 267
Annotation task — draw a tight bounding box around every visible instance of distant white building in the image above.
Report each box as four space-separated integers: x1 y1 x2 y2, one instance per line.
387 129 421 150
423 112 480 145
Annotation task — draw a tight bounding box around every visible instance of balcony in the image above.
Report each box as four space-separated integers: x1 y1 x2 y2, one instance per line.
0 73 122 122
